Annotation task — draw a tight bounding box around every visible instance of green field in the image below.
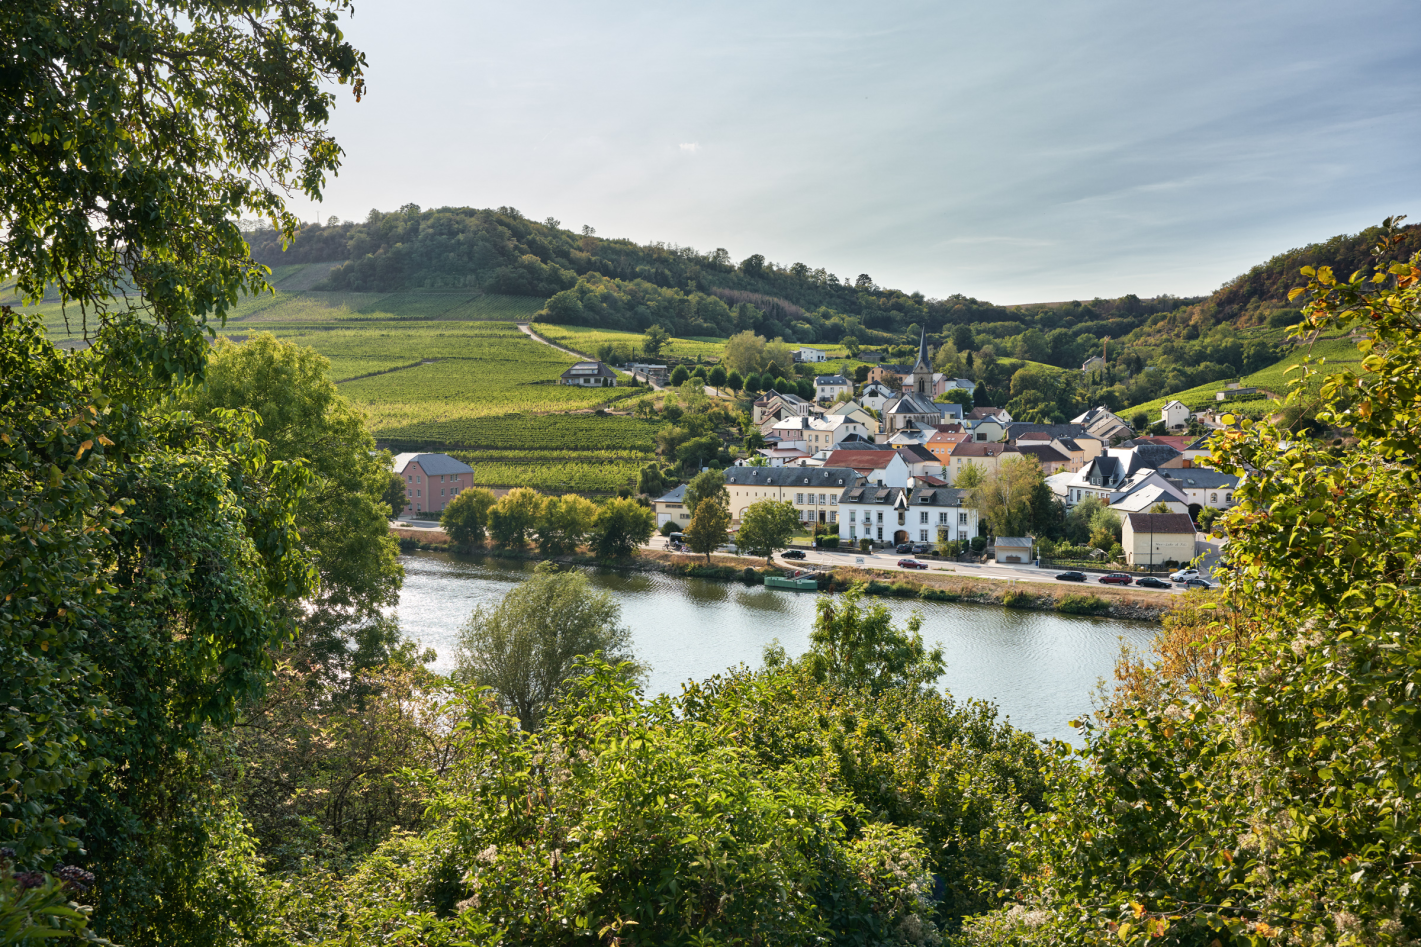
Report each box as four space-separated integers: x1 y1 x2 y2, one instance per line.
227 290 543 324
1126 334 1364 416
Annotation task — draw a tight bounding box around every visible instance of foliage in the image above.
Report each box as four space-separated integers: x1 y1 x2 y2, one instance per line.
683 468 727 516
293 663 946 945
965 223 1421 947
534 494 599 554
970 455 1058 539
683 492 731 562
454 564 640 731
736 499 802 562
487 487 546 547
801 585 945 696
591 497 656 558
441 487 496 545
1055 593 1111 615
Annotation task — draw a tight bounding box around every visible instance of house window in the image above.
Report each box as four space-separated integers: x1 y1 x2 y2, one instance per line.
959 513 968 524
938 512 948 525
876 511 883 524
818 493 826 504
796 493 805 504
876 527 882 540
919 511 928 524
828 494 837 506
1224 492 1232 502
1211 493 1218 503
920 530 928 542
829 512 836 524
849 511 856 523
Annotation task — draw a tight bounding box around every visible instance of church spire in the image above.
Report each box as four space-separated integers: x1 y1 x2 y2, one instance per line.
913 325 929 372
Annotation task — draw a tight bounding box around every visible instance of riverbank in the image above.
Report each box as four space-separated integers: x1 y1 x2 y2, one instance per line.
390 526 1177 623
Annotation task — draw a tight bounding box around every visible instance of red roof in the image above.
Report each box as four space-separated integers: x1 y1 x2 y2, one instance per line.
824 449 898 472
948 442 1001 458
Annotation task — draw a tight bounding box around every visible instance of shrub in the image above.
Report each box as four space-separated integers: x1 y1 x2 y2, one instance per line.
1056 593 1111 615
859 538 872 552
1001 589 1032 608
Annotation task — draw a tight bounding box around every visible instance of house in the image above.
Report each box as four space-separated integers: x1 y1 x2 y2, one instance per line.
626 362 668 383
1121 512 1196 567
945 441 1005 483
771 414 870 453
1082 355 1106 374
391 452 475 515
814 374 853 402
722 465 859 525
654 484 690 528
993 536 1034 564
1216 387 1259 401
895 443 942 479
794 346 827 363
925 428 970 471
1162 399 1191 430
1163 468 1241 512
859 381 896 411
825 400 879 433
559 361 618 387
822 449 911 487
1062 448 1189 508
837 483 977 546
1107 482 1191 515
965 406 1013 442
752 389 813 423
866 363 915 387
1072 406 1135 441
999 441 1073 475
752 446 811 467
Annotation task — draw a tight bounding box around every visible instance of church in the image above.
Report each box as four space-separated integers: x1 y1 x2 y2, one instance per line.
881 328 945 435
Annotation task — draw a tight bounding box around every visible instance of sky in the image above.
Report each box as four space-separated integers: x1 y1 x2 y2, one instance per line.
287 0 1421 305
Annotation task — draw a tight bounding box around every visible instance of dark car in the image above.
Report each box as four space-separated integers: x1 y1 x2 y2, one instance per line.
782 549 807 560
1055 571 1087 582
895 542 913 554
897 558 929 570
912 542 933 555
1097 572 1133 585
1137 576 1171 589
1182 577 1215 590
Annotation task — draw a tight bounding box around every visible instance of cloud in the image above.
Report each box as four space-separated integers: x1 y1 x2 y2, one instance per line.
679 142 700 153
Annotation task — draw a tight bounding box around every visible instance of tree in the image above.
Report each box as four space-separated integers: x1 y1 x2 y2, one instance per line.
936 387 974 410
744 373 763 394
953 461 986 491
592 497 656 558
383 468 408 517
669 365 691 386
802 585 944 695
764 338 796 374
736 500 801 562
683 469 727 516
675 434 722 471
535 494 599 554
972 456 1047 538
953 324 976 351
684 494 731 562
1 2 363 935
183 334 403 677
707 364 728 387
642 324 671 356
635 463 666 497
841 335 861 357
1130 411 1150 432
455 563 639 731
488 488 546 547
725 369 744 391
723 330 767 375
442 487 496 546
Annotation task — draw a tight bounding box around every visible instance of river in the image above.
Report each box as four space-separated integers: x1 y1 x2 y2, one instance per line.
394 550 1158 745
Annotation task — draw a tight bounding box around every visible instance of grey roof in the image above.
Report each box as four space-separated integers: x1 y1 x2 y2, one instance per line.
560 360 617 379
938 403 965 420
1004 422 1091 440
392 452 474 476
875 363 914 374
724 466 860 489
762 389 807 405
1055 437 1084 452
1084 455 1126 487
896 444 936 464
1123 512 1195 534
839 484 906 506
655 484 688 503
909 486 968 506
884 393 941 415
861 381 895 393
815 374 850 385
994 536 1034 547
1164 469 1240 490
1119 444 1183 474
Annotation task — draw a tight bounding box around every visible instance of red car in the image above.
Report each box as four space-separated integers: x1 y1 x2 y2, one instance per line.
1097 572 1133 585
897 558 929 570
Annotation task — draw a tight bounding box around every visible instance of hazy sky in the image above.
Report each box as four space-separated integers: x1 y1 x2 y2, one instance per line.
288 0 1421 305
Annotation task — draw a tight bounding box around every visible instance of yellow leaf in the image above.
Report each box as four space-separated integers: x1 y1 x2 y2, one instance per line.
1132 901 1146 919
1287 287 1305 301
76 439 93 458
98 434 114 446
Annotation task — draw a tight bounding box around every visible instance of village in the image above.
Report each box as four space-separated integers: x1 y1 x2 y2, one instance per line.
391 328 1239 585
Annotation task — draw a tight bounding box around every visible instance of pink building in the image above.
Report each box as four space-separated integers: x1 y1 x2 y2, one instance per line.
392 452 475 515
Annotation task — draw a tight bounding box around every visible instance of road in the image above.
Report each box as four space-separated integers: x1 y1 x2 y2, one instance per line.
642 536 1187 595
516 322 661 388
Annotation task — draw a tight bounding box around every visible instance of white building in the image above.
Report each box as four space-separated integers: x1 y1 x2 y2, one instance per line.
795 346 827 363
1163 468 1241 511
771 414 870 453
838 483 978 546
814 374 852 402
859 381 895 411
1162 399 1191 430
722 465 859 525
1121 512 1196 567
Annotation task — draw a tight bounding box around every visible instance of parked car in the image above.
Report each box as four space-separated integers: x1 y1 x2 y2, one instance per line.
1169 567 1200 582
1181 577 1215 590
897 558 929 570
1097 572 1133 585
910 542 931 554
1054 571 1087 582
895 542 913 554
1137 576 1171 589
782 549 807 560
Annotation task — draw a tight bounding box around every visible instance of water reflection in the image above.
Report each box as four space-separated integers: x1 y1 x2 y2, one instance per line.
392 550 1156 746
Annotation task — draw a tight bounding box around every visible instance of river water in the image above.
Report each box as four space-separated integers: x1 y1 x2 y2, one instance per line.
394 550 1158 745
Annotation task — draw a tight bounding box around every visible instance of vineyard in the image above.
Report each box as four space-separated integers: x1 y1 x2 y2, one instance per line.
377 413 658 453
448 456 648 493
226 289 544 324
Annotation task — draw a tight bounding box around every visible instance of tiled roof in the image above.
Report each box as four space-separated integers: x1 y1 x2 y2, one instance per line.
655 484 688 503
724 466 859 488
815 374 850 385
1123 512 1196 534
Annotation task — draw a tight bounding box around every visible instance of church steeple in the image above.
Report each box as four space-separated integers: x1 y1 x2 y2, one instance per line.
911 326 931 395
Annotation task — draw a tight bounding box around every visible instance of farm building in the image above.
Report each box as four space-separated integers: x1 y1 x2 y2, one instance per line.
392 452 475 515
559 361 618 386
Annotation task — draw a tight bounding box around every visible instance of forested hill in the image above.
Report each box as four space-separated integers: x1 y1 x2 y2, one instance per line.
244 206 1418 351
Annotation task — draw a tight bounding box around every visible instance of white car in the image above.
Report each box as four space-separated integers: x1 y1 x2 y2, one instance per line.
1169 567 1201 582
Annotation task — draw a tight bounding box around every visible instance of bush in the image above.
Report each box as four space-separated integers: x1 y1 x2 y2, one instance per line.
970 535 987 552
1056 593 1111 615
859 538 872 552
1001 589 1032 608
659 519 676 536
